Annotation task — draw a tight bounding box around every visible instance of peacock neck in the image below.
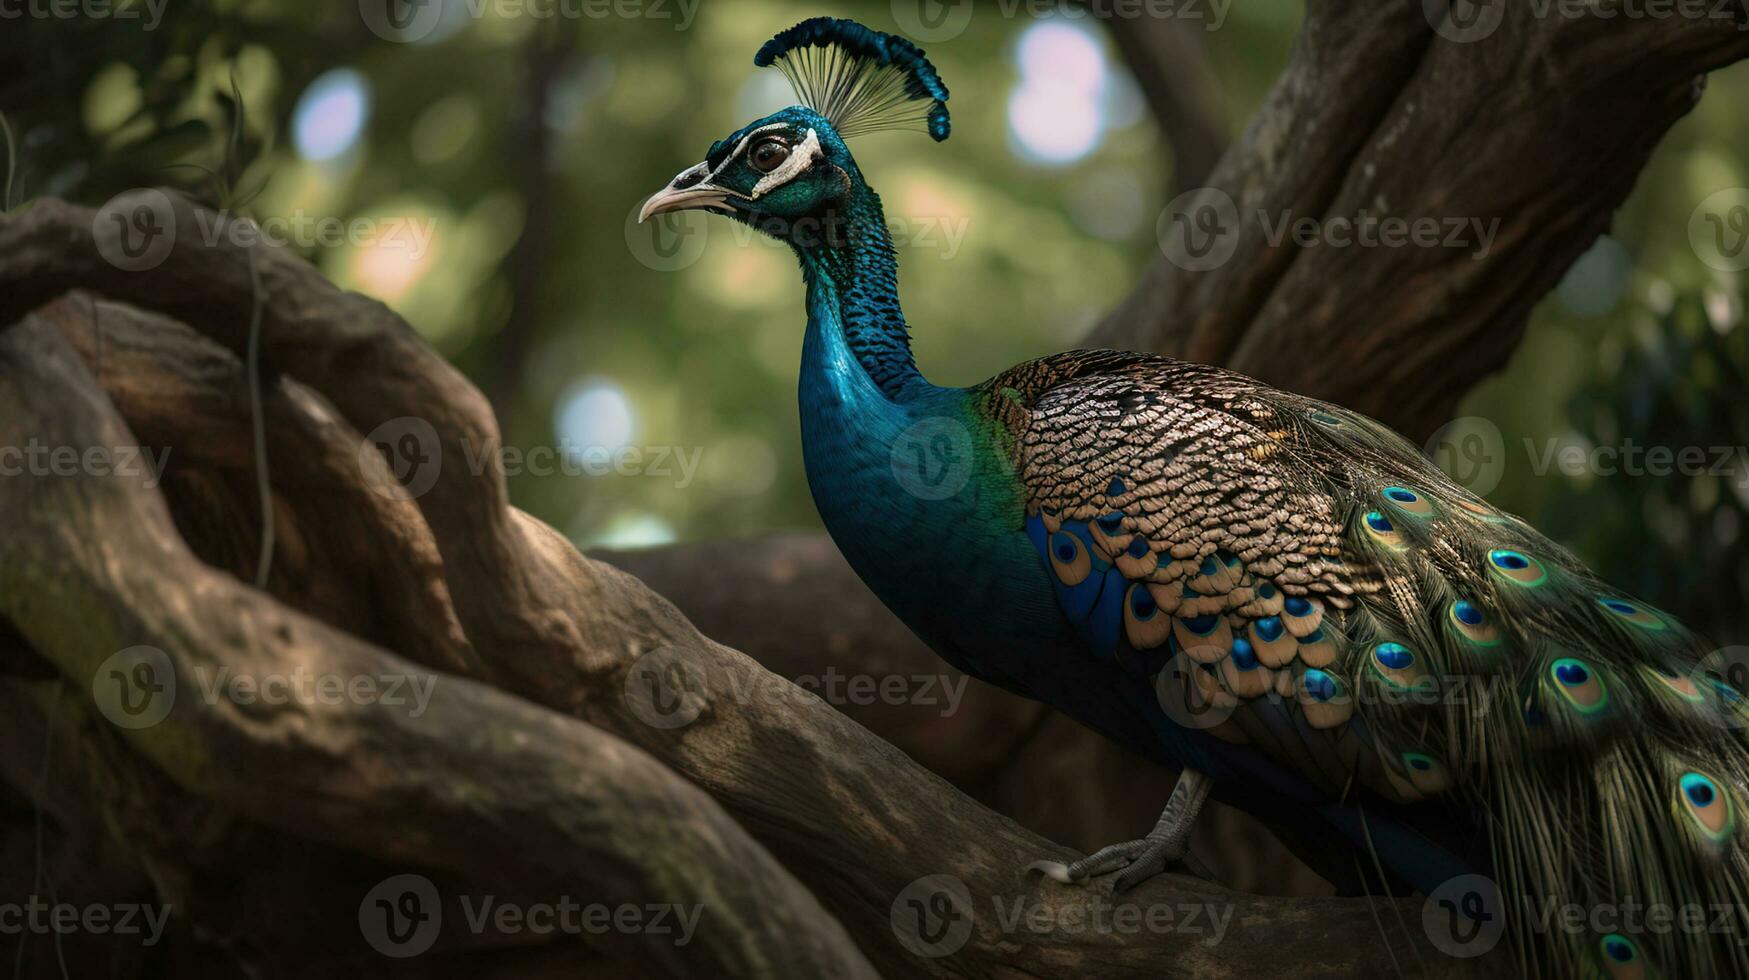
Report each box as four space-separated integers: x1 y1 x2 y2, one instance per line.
794 179 926 400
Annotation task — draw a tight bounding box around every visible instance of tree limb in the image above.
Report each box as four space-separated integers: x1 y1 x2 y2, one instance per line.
1092 1 1749 441
1100 10 1229 192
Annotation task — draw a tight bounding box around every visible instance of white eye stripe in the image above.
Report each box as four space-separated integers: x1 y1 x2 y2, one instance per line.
749 128 822 199
704 122 789 184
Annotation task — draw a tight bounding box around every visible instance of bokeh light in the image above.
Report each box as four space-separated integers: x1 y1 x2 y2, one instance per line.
555 378 635 455
1008 22 1110 165
293 68 370 162
582 512 677 550
1556 236 1634 318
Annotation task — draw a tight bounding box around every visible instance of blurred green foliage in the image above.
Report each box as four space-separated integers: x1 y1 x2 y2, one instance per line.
4 0 1746 639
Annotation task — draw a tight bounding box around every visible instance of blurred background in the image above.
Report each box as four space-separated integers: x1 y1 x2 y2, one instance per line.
5 0 1747 642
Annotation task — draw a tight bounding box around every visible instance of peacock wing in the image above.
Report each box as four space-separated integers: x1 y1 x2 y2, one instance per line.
989 350 1746 840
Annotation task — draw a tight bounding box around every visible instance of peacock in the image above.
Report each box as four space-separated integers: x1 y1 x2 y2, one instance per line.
639 18 1749 977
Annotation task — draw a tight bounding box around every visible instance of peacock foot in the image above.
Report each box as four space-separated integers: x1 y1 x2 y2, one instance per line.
1028 768 1216 891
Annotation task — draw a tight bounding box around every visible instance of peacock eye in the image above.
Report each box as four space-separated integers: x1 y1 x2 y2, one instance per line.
749 139 790 173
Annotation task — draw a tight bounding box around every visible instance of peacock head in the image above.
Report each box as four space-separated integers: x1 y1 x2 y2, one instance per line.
638 17 949 247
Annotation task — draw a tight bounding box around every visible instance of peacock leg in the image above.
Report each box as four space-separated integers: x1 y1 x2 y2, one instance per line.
1028 769 1213 891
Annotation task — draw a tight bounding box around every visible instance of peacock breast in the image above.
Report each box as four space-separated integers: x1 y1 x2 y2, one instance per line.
798 382 1068 674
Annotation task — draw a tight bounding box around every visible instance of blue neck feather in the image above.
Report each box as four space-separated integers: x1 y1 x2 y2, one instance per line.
794 180 926 401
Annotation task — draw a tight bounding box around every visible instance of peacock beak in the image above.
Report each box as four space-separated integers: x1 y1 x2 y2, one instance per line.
639 162 731 222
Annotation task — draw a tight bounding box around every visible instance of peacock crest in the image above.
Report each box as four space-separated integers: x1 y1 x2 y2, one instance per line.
754 17 950 142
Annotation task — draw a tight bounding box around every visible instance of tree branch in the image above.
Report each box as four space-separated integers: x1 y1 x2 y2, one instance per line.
1101 11 1229 192
1092 1 1749 441
0 310 875 979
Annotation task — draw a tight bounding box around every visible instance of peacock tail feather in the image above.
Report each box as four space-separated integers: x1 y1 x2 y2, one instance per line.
980 348 1749 977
